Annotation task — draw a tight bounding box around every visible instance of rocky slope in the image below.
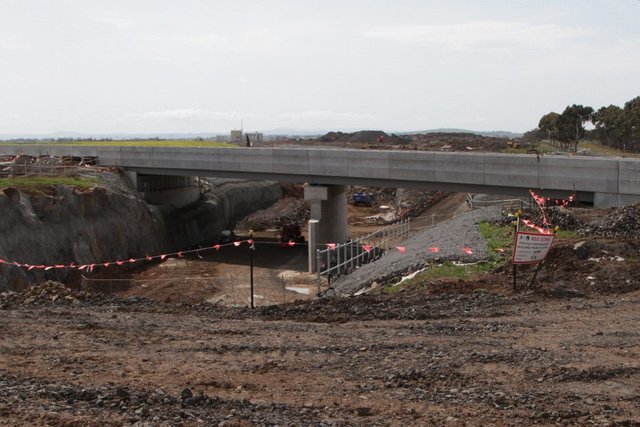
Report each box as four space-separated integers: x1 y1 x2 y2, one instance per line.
0 171 281 290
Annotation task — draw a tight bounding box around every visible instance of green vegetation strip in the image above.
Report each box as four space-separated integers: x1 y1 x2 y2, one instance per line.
1 140 236 148
478 221 514 260
0 176 99 194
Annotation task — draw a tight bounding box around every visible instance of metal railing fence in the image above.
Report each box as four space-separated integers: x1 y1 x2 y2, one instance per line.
0 163 105 178
467 194 529 212
315 218 410 292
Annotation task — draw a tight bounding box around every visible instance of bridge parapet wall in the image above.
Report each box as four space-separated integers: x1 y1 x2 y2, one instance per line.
2 145 640 208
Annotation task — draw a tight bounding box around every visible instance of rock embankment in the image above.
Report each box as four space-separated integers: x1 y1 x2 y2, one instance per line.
0 171 281 290
164 178 282 248
332 206 503 295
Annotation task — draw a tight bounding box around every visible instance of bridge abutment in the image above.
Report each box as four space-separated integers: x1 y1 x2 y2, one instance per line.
305 185 349 272
126 171 200 208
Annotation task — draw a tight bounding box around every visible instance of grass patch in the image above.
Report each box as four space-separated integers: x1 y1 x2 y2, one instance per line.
478 221 514 261
0 176 99 194
578 140 640 158
554 230 578 239
501 140 560 155
416 261 488 280
380 261 496 294
1 140 237 148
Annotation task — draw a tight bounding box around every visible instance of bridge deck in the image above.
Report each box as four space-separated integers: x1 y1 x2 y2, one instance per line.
1 145 639 206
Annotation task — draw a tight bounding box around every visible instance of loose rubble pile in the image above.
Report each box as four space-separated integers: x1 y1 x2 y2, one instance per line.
535 241 640 295
298 131 520 152
398 189 446 218
492 205 583 232
0 281 109 308
238 198 310 232
529 206 585 231
407 133 514 152
0 374 318 426
194 290 512 323
318 130 408 146
579 203 640 239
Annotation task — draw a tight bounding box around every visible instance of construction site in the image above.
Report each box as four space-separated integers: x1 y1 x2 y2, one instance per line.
1 133 639 425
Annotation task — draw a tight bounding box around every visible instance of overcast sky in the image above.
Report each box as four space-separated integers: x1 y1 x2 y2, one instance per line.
1 0 639 136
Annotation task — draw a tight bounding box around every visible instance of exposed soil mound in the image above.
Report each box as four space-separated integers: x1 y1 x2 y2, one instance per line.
579 203 640 239
195 290 511 323
407 132 516 152
0 280 110 308
520 240 640 295
319 130 408 145
238 198 310 232
398 189 446 218
529 206 585 231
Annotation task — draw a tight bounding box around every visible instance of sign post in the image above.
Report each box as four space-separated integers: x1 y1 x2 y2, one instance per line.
512 232 555 265
512 230 554 290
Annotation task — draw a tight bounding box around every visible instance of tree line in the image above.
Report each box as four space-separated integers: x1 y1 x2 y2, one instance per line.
526 96 640 153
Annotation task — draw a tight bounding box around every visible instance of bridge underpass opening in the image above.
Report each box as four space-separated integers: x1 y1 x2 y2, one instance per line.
125 172 200 208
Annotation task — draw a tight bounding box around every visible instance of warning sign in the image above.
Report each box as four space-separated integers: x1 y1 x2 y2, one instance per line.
512 231 555 264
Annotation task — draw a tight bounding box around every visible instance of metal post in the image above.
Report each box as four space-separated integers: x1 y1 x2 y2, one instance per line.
316 249 322 297
281 275 286 304
529 261 544 288
351 240 355 268
249 240 255 308
383 226 387 250
393 222 397 246
512 217 519 292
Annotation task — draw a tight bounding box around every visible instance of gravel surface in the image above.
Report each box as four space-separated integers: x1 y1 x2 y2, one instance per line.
333 206 503 295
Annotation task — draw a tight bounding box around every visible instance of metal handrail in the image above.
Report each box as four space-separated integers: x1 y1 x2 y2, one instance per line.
315 218 411 294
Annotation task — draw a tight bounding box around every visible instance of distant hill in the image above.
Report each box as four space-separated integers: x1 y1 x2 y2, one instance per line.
0 128 523 141
0 132 224 141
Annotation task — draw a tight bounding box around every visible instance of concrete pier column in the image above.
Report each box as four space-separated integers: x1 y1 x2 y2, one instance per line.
305 185 349 272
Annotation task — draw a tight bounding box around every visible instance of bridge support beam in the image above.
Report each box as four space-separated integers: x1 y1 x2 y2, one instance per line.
305 185 349 272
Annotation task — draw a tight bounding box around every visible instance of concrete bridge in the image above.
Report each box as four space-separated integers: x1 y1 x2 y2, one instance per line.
2 145 639 269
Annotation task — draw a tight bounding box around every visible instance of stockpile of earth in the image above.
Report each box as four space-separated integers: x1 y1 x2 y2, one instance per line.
579 203 640 239
194 291 511 323
348 187 444 218
408 133 514 152
0 281 110 308
492 207 583 232
534 241 640 295
238 198 310 232
398 189 446 218
529 207 585 231
318 130 408 146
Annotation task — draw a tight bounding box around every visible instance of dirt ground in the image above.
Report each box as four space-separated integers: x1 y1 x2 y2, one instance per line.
1 278 639 426
122 238 317 307
2 197 640 425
